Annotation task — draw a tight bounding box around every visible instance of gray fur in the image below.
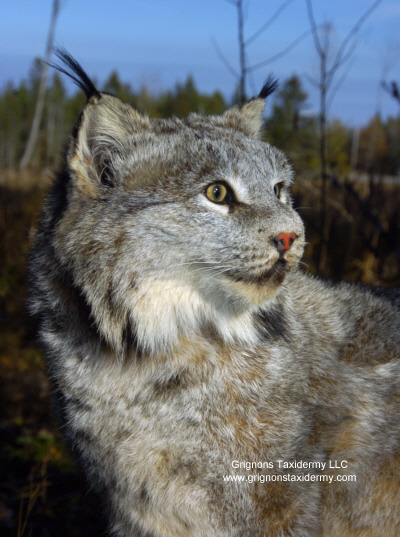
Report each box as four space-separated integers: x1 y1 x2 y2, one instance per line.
30 55 400 536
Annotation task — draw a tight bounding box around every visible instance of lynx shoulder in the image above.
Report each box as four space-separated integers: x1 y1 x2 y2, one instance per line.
29 49 400 537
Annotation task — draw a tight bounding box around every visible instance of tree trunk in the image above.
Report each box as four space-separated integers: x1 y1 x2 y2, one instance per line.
19 0 59 171
317 55 329 274
237 0 246 104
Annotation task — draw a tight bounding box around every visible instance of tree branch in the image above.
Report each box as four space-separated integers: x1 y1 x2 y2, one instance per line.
211 37 240 79
247 29 313 72
303 72 320 89
382 80 400 105
245 0 294 46
329 0 383 77
326 56 356 113
306 0 323 57
326 42 357 89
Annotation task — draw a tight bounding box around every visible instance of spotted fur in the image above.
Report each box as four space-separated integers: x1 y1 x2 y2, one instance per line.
30 52 400 536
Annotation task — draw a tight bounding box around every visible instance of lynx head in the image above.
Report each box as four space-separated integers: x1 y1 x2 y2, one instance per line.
35 49 305 355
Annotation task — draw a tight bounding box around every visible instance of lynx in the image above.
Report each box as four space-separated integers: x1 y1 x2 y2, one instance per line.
30 49 400 536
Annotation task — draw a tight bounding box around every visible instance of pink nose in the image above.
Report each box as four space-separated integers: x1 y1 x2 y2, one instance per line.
273 233 297 252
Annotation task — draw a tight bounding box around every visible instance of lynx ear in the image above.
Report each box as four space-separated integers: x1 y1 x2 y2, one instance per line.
68 95 150 195
223 76 278 139
50 48 150 195
222 99 265 139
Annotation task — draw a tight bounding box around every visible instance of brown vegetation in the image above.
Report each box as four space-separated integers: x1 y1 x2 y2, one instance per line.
0 180 108 537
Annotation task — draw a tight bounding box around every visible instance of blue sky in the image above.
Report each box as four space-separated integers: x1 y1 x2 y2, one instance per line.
1 0 399 126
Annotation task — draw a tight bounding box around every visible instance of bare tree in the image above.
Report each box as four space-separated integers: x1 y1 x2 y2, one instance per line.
215 0 311 103
380 41 400 107
382 81 400 105
19 0 60 171
305 0 383 273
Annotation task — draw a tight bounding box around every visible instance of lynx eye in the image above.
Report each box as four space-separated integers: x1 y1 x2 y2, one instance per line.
274 182 284 199
205 183 228 204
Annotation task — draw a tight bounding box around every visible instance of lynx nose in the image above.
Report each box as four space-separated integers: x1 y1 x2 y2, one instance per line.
273 233 297 252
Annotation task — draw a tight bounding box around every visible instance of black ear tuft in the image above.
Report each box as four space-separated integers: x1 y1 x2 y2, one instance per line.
258 75 279 100
50 47 101 101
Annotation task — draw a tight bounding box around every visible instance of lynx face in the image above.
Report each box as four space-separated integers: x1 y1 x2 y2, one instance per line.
49 93 304 354
32 51 304 355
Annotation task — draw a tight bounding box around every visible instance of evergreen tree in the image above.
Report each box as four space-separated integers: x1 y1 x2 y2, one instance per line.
326 119 351 175
45 72 66 166
266 75 318 172
102 71 136 105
